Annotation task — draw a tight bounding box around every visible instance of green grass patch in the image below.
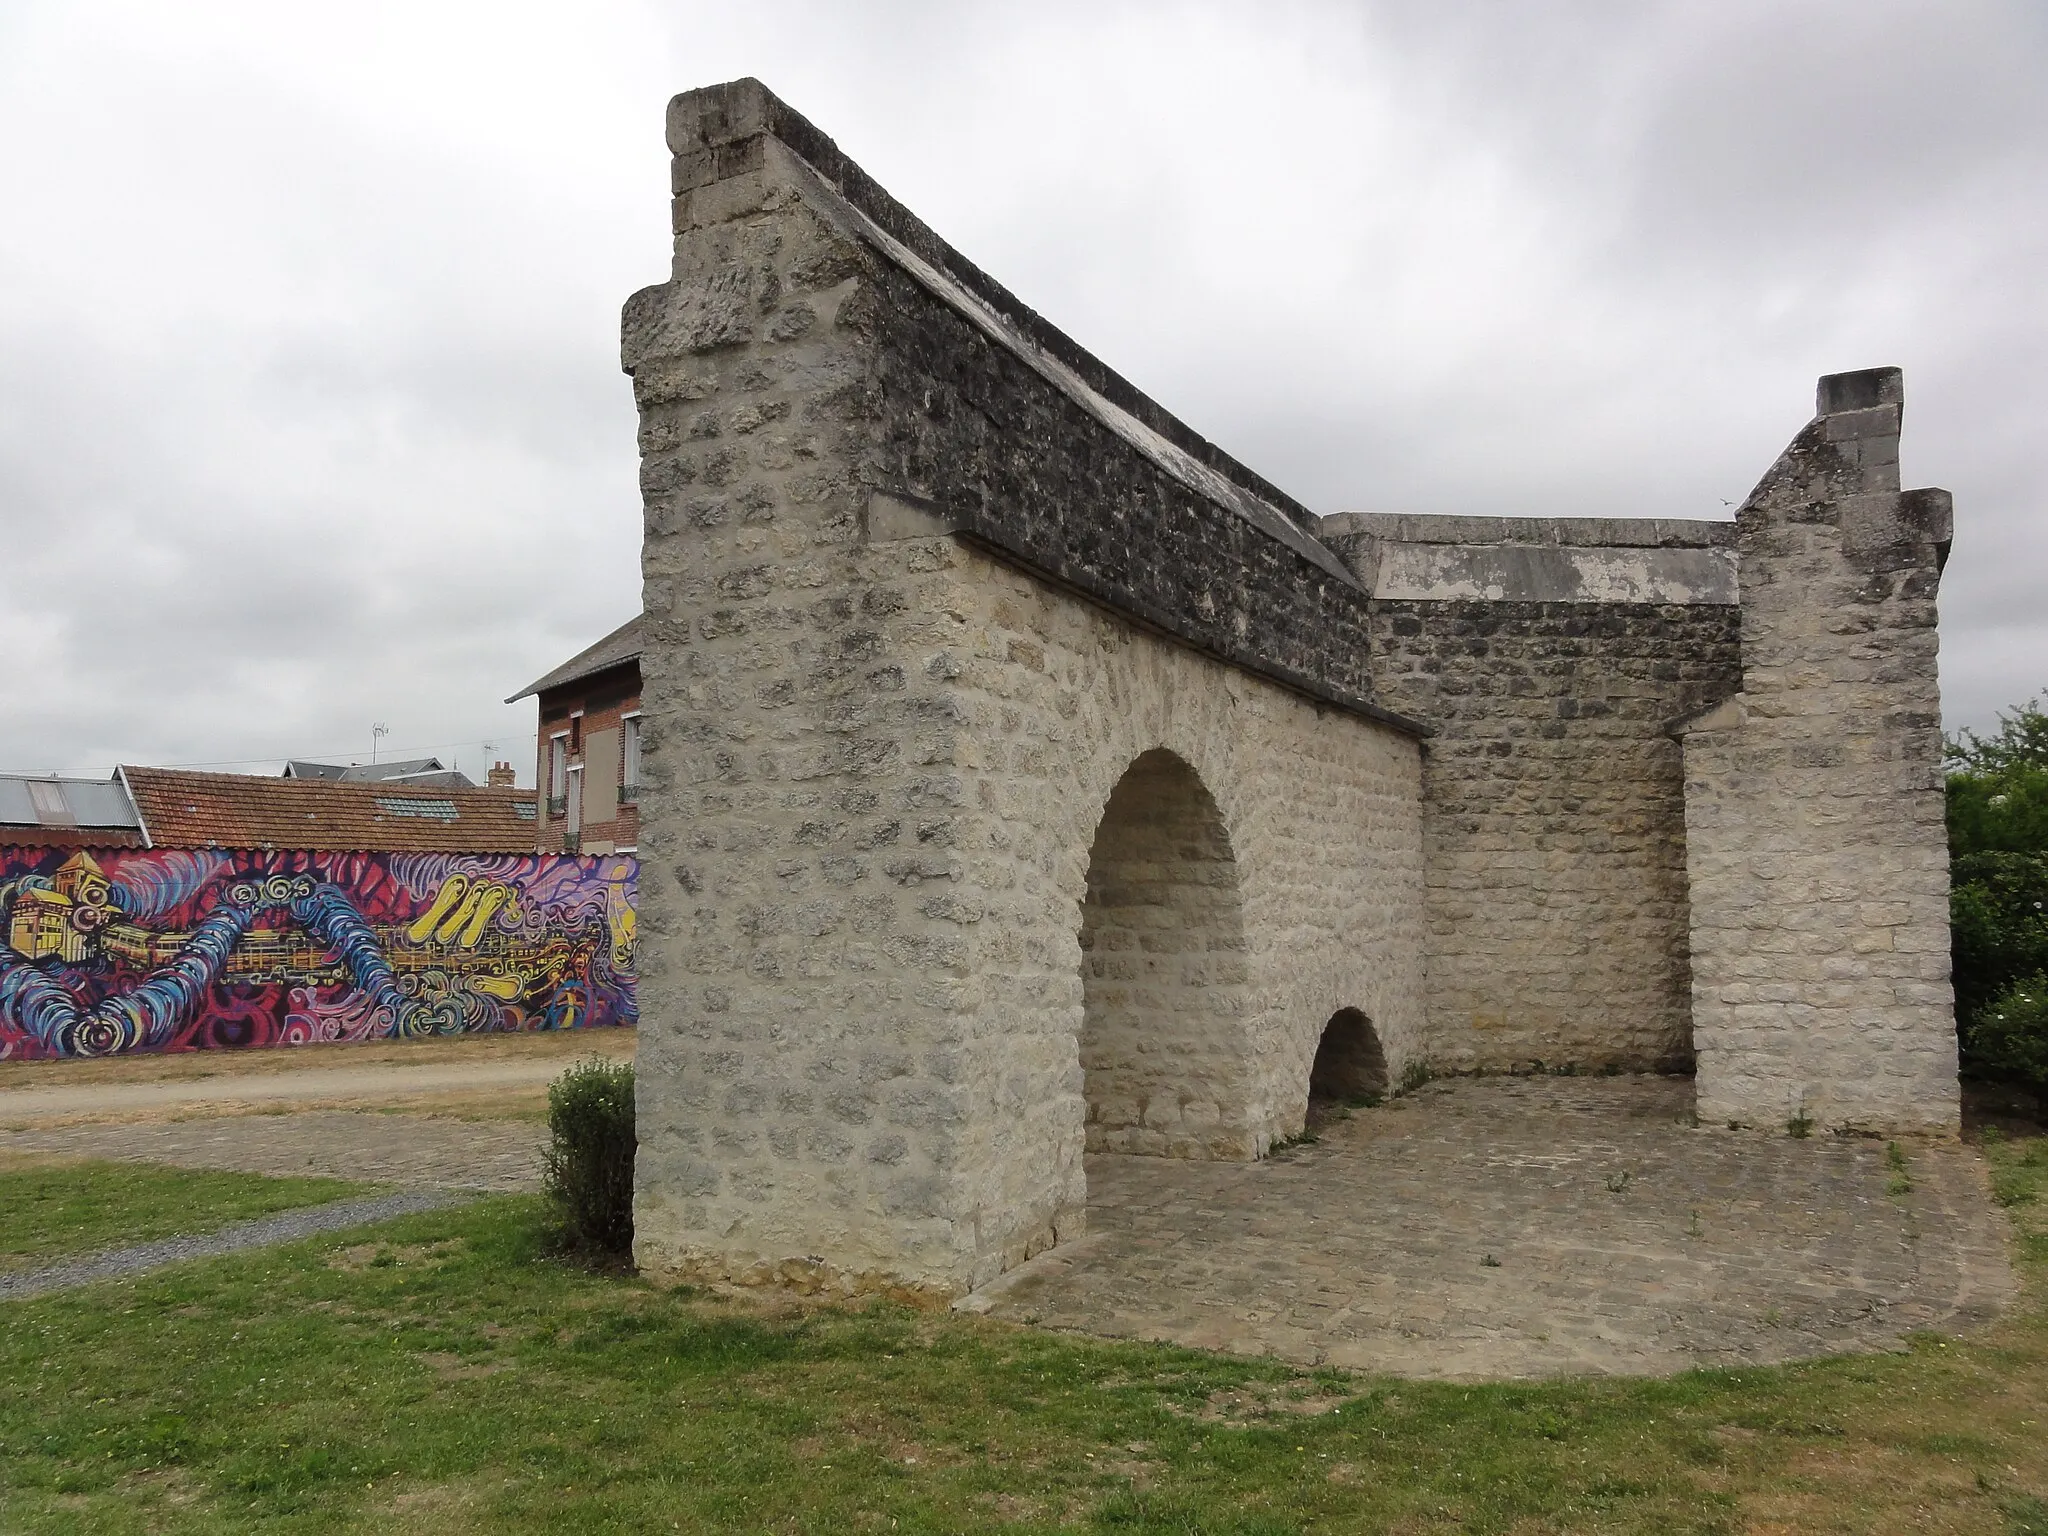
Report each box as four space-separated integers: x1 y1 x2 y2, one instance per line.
1993 1136 2048 1208
3 1142 2048 1531
0 1159 362 1272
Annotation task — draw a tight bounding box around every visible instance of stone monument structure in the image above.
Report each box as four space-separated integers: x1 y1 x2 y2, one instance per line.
622 78 1960 1299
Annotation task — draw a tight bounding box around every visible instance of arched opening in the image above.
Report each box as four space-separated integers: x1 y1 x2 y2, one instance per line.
1078 749 1252 1159
1309 1008 1387 1112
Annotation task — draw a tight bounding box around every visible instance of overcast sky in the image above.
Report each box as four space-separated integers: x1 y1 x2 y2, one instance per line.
2 0 2041 785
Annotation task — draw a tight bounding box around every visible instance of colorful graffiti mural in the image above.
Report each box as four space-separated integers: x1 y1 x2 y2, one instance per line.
0 848 636 1059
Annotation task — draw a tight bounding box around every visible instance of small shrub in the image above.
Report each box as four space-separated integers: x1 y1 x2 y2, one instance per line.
1397 1059 1434 1095
1788 1108 1814 1140
542 1057 637 1258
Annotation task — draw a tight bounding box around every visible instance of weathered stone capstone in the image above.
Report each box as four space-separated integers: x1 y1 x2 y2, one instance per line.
626 78 1962 1299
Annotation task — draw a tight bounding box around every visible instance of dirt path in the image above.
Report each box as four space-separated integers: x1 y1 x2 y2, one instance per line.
1 1110 546 1190
0 1030 633 1127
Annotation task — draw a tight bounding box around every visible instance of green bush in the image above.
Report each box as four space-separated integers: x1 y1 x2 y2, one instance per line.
1951 851 2048 1026
542 1057 637 1257
1968 974 2048 1104
1949 697 2048 1087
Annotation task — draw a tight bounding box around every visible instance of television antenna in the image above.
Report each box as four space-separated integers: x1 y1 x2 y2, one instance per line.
371 723 390 763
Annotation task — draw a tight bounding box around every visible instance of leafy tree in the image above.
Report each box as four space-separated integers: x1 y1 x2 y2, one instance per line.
1948 697 2048 857
1948 697 2048 1092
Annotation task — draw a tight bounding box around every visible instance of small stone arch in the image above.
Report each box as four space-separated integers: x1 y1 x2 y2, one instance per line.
1078 748 1254 1159
1308 1008 1388 1107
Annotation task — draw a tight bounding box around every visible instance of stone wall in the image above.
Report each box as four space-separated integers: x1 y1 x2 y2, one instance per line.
1681 369 1959 1135
1320 517 1743 1073
627 79 1424 1299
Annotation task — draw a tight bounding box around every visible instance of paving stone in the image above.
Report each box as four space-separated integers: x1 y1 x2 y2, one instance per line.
964 1076 2015 1380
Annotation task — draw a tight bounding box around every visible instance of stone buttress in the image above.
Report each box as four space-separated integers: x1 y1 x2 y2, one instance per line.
1680 368 1958 1135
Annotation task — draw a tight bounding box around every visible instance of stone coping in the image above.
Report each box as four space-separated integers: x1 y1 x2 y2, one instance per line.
1322 512 1737 549
668 77 1324 538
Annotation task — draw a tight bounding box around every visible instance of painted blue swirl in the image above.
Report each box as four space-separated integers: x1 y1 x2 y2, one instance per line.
0 879 420 1057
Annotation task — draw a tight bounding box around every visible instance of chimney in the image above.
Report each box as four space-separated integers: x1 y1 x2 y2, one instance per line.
487 761 516 788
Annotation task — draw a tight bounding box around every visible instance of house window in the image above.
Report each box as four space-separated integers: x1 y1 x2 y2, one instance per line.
547 733 569 817
621 713 642 803
569 710 584 755
565 764 584 854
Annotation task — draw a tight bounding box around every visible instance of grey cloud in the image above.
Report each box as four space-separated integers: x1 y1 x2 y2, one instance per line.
0 0 2041 782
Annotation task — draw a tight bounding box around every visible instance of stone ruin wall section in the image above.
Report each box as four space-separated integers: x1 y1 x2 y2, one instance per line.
626 80 1424 1298
1321 517 1743 1074
1682 370 1958 1136
940 553 1425 1285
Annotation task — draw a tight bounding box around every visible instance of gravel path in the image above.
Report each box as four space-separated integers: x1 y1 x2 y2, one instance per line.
0 1188 468 1301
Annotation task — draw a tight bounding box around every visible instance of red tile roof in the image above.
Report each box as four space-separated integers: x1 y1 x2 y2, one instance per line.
119 767 539 853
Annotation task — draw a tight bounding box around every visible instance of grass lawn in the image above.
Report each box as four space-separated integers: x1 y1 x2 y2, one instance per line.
3 1146 2048 1533
0 1157 362 1272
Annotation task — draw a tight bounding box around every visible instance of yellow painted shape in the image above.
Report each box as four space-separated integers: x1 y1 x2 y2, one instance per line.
406 876 470 945
456 884 511 947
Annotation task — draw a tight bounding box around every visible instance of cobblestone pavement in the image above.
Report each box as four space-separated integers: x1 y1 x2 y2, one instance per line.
0 1111 544 1192
964 1076 2018 1380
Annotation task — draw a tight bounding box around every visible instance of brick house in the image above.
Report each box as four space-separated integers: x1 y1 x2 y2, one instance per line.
508 617 642 855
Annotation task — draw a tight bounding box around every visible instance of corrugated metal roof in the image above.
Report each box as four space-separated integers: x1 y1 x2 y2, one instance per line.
0 774 143 829
507 616 643 703
283 757 458 783
0 824 149 849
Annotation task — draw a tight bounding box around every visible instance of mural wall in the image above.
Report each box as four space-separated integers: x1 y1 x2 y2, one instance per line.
0 848 636 1059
